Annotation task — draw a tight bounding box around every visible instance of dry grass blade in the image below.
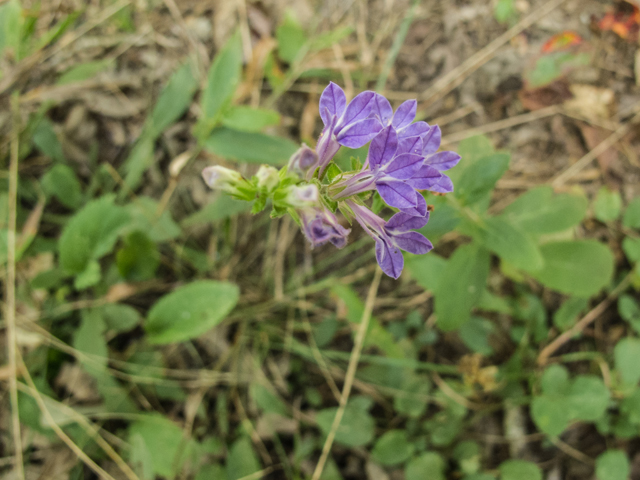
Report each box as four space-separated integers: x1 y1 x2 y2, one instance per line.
419 0 568 105
311 267 383 480
6 93 24 480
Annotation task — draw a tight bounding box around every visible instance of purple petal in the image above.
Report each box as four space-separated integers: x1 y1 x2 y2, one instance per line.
383 153 423 180
377 180 417 209
336 118 382 148
424 150 460 171
405 165 443 190
386 211 430 231
375 238 404 279
367 125 398 169
400 193 428 217
372 94 393 125
398 121 429 139
422 125 441 155
320 82 346 126
392 231 433 255
430 173 454 193
397 136 423 155
392 100 417 129
339 91 376 128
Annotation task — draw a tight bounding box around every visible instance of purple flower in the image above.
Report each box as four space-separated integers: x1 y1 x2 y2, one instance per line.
372 96 429 140
330 126 432 212
288 144 319 177
300 206 351 249
346 200 432 279
314 82 383 179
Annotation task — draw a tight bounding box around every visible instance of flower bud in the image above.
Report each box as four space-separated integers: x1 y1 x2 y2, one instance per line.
288 144 319 176
202 166 243 194
285 183 319 208
255 165 279 192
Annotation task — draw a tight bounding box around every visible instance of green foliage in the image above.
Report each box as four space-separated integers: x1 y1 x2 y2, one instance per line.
455 153 509 206
204 127 298 165
623 197 640 228
116 231 160 281
595 450 630 480
405 452 446 480
494 0 516 24
526 52 590 88
276 10 307 63
227 437 261 480
499 460 542 480
614 338 640 386
316 398 375 447
594 187 622 222
371 430 415 466
41 164 83 209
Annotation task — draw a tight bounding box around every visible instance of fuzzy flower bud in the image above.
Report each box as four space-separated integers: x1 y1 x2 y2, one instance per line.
288 144 319 176
285 184 319 208
202 166 244 194
256 165 280 192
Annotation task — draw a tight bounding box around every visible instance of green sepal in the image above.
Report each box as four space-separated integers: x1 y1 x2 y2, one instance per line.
370 191 386 214
251 195 268 214
288 208 302 227
323 194 338 213
350 156 363 171
270 203 288 219
325 163 343 183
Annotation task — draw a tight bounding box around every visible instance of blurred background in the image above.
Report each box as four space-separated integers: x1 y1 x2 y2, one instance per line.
1 0 640 479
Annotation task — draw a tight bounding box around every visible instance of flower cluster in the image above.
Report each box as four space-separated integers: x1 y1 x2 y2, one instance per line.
201 82 460 279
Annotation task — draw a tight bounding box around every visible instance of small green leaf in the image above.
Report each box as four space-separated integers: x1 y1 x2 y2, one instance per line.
145 280 239 344
531 241 614 297
595 450 630 480
394 376 430 418
204 127 298 165
619 295 640 334
405 452 446 480
541 364 570 396
621 389 640 425
41 164 83 209
0 0 23 58
100 304 141 333
316 403 375 447
57 59 112 85
221 106 280 132
623 236 640 263
116 231 160 281
526 52 590 88
434 243 490 331
371 430 415 466
32 118 66 164
569 376 610 421
553 297 588 331
276 10 307 63
453 441 481 475
227 437 261 480
495 0 516 23
419 197 460 242
615 338 640 386
623 197 640 229
126 197 181 243
455 153 509 206
594 186 622 222
182 195 251 227
499 460 542 480
405 252 447 292
74 260 101 290
459 316 494 355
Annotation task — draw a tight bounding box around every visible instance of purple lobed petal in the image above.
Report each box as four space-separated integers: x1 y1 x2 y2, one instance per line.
429 173 454 193
319 82 346 126
405 164 443 190
377 180 417 209
375 238 404 279
339 91 377 129
386 211 430 231
382 153 424 180
392 100 417 129
392 231 433 255
336 118 383 148
372 94 393 125
397 136 423 155
367 125 398 169
398 121 429 139
424 150 460 171
399 193 428 217
421 125 441 155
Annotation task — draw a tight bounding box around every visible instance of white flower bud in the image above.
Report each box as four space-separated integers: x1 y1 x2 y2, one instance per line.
286 184 319 208
202 166 243 193
256 165 279 192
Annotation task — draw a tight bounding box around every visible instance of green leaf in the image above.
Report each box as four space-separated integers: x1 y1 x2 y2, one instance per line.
553 297 588 331
58 195 130 274
57 59 112 85
74 260 101 290
316 403 375 447
621 389 640 425
541 364 570 396
456 135 495 169
623 197 640 229
147 61 199 138
495 0 516 23
499 460 542 480
464 217 543 272
531 241 614 297
405 252 447 292
455 153 509 206
121 137 154 193
526 52 590 88
250 384 287 416
569 376 610 421
227 437 261 480
454 441 481 476
394 376 430 418
204 127 298 165
41 164 83 209
0 0 23 58
595 450 630 480
615 338 640 386
276 10 307 63
221 106 280 132
420 198 460 242
125 197 181 242
459 316 494 355
116 231 160 281
500 186 587 234
531 396 571 437
100 304 141 333
182 195 251 228
32 118 66 163
594 186 622 222
371 430 415 466
74 309 107 371
405 452 446 480
311 26 354 50
145 280 239 344
197 30 243 139
434 243 490 331
619 295 640 334
622 237 640 263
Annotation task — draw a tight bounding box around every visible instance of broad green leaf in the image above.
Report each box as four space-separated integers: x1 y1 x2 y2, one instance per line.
394 376 430 418
125 197 181 242
0 0 22 58
250 384 287 416
116 231 160 281
614 338 640 386
531 395 570 437
147 61 199 138
569 375 610 421
276 10 307 63
622 237 640 263
405 452 446 480
32 118 66 164
197 30 243 139
434 243 490 331
531 241 614 297
130 433 154 480
121 136 154 193
311 26 354 50
182 195 251 227
495 0 516 23
456 135 495 168
204 127 298 165
74 309 107 371
100 304 141 332
499 460 542 480
195 465 225 480
371 430 415 466
623 197 640 229
463 216 542 272
145 280 239 344
128 415 193 478
74 260 101 290
595 450 630 480
405 252 447 292
621 389 640 425
419 196 460 241
227 437 261 480
41 164 83 209
455 153 509 206
500 186 587 234
58 195 130 274
618 295 640 334
459 316 494 355
57 59 112 85
594 186 622 222
453 441 481 475
221 106 280 132
541 364 570 396
316 402 375 447
553 297 588 331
